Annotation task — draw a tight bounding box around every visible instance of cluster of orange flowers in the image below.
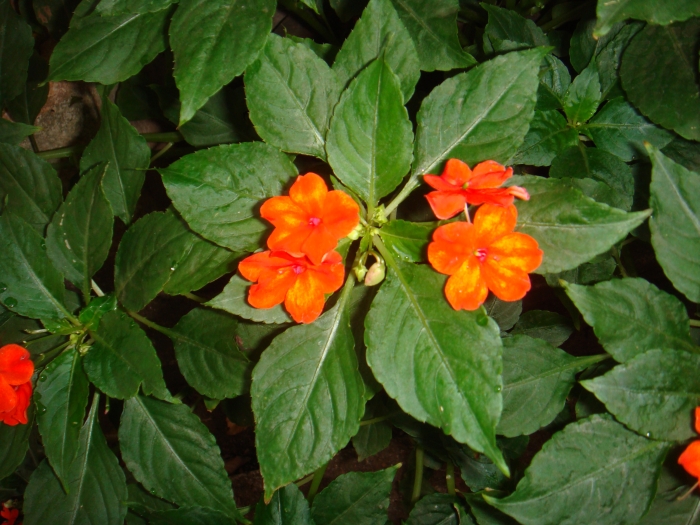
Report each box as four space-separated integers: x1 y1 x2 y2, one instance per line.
425 159 543 310
239 173 360 324
0 344 33 427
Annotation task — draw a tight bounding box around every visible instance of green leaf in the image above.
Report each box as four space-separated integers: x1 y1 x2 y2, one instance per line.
465 493 519 525
84 309 168 399
662 137 700 173
498 335 602 437
569 18 619 73
510 110 578 167
311 465 398 525
168 307 251 399
594 22 643 99
287 35 339 65
583 349 700 441
413 48 547 177
536 55 570 111
332 0 420 101
46 164 113 299
327 58 413 206
35 348 89 488
563 278 696 362
620 19 700 141
145 507 236 525
485 415 670 525
508 175 650 273
406 494 461 525
482 4 549 53
0 0 33 106
170 0 274 124
79 294 117 328
549 145 634 210
638 465 700 525
159 142 297 252
207 273 292 324
595 0 700 37
0 119 39 145
352 419 392 461
484 295 522 332
253 483 314 525
80 98 151 224
119 395 241 519
379 219 432 263
0 212 70 321
0 404 32 480
510 311 573 347
6 53 50 126
562 63 600 126
245 34 341 160
252 286 365 499
24 395 128 525
96 0 177 15
0 142 63 233
366 258 506 472
648 146 700 302
48 8 171 84
584 98 673 162
389 0 475 72
546 252 617 287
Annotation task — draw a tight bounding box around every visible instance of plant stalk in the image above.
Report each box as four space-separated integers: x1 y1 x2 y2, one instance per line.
411 446 424 504
690 320 700 328
35 131 184 161
306 462 328 504
446 462 456 495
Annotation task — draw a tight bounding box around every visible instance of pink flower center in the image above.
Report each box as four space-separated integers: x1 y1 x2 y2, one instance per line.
292 264 305 275
308 217 321 226
474 248 488 262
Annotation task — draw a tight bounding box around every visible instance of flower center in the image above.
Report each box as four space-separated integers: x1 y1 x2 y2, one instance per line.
474 248 488 262
292 264 305 275
308 217 321 226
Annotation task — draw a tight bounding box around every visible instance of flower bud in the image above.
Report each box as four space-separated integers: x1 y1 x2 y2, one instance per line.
364 259 386 286
347 223 364 241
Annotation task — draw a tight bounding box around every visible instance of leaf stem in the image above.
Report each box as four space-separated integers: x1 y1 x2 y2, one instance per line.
33 341 72 367
306 462 328 504
91 279 105 297
295 473 315 487
150 142 174 165
446 461 456 495
127 310 175 338
384 177 420 217
611 245 628 278
181 292 207 303
690 320 700 328
359 415 390 427
411 446 424 504
35 131 184 161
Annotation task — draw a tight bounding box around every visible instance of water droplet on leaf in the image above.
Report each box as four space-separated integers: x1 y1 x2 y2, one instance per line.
4 297 17 308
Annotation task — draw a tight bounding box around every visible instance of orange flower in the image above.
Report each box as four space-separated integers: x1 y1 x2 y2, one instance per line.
0 344 34 426
679 407 700 479
261 172 360 265
239 250 345 324
1 504 19 525
427 204 543 310
423 159 529 220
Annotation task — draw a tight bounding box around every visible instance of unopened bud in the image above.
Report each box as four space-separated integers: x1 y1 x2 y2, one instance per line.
364 259 386 286
354 264 368 282
347 223 364 241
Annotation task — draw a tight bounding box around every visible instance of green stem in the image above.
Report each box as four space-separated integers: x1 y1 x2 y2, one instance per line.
306 462 328 504
446 462 456 495
296 473 315 487
359 415 390 427
611 245 628 278
384 177 420 217
127 310 176 337
182 292 207 303
34 341 72 367
690 320 700 328
411 446 424 505
91 279 105 297
35 131 184 161
150 142 174 164
539 0 595 31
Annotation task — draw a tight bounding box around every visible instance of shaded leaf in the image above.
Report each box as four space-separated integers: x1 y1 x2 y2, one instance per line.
379 219 432 263
0 404 32 480
5 53 50 126
595 0 700 36
536 55 570 111
0 0 33 105
207 273 292 324
510 110 578 167
562 63 600 126
510 311 573 347
638 465 700 525
146 507 236 525
406 494 460 525
0 119 39 145
594 22 643 99
483 4 549 53
662 137 700 173
96 0 177 15
32 0 81 38
484 295 521 332
254 483 313 525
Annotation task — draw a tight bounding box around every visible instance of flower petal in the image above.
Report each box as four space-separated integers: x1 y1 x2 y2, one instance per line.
470 163 512 189
248 266 298 309
0 381 31 426
489 233 544 273
679 440 700 479
424 175 459 191
695 407 700 434
238 251 291 282
472 160 507 178
441 158 473 186
260 195 307 228
426 191 467 220
428 222 475 275
267 222 313 255
0 376 17 414
321 190 360 239
465 188 516 207
301 226 340 265
481 256 532 302
444 257 488 310
0 344 34 385
285 271 327 323
508 185 530 201
308 259 345 294
289 172 328 217
474 203 517 246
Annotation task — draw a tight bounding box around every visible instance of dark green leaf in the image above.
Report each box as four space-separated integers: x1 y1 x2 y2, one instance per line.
508 175 650 273
330 0 364 21
159 142 297 252
482 4 549 53
594 22 643 99
545 251 617 287
253 483 313 525
116 72 164 121
498 335 602 437
96 0 177 15
169 307 251 399
465 493 519 525
84 309 168 399
406 494 460 525
36 348 89 487
0 142 62 233
46 164 113 299
0 119 39 145
562 63 600 126
569 18 621 73
252 288 365 499
170 0 274 124
620 19 700 141
564 278 696 362
6 53 50 126
510 110 578 167
287 36 339 65
484 295 521 332
120 395 240 519
352 419 392 461
366 258 506 472
333 0 420 101
0 404 32 480
389 0 475 72
311 466 398 525
32 0 81 38
146 507 236 525
379 220 432 263
24 395 128 525
413 48 547 177
0 212 70 321
48 8 171 84
78 294 117 328
584 98 673 161
595 0 700 36
510 311 573 347
245 34 341 160
648 146 700 302
207 273 292 324
0 0 33 105
536 55 570 111
662 137 700 173
327 58 413 206
638 465 700 525
485 415 670 525
583 349 700 441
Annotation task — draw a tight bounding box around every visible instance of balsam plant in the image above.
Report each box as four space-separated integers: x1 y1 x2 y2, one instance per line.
1 0 700 523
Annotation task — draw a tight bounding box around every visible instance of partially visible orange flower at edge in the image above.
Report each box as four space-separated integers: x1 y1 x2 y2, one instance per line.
0 344 34 427
261 172 360 265
239 250 345 324
424 158 529 220
679 407 700 479
427 203 543 311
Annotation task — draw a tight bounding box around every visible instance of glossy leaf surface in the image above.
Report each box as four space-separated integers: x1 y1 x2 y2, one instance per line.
510 110 578 167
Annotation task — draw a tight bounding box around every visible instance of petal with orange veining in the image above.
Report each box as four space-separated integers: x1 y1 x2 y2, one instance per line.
248 267 298 309
442 158 473 186
321 190 360 238
426 191 467 220
428 222 475 274
289 173 327 217
0 376 18 414
481 257 532 302
474 203 517 246
285 272 327 323
301 226 340 265
489 233 543 273
444 257 488 310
